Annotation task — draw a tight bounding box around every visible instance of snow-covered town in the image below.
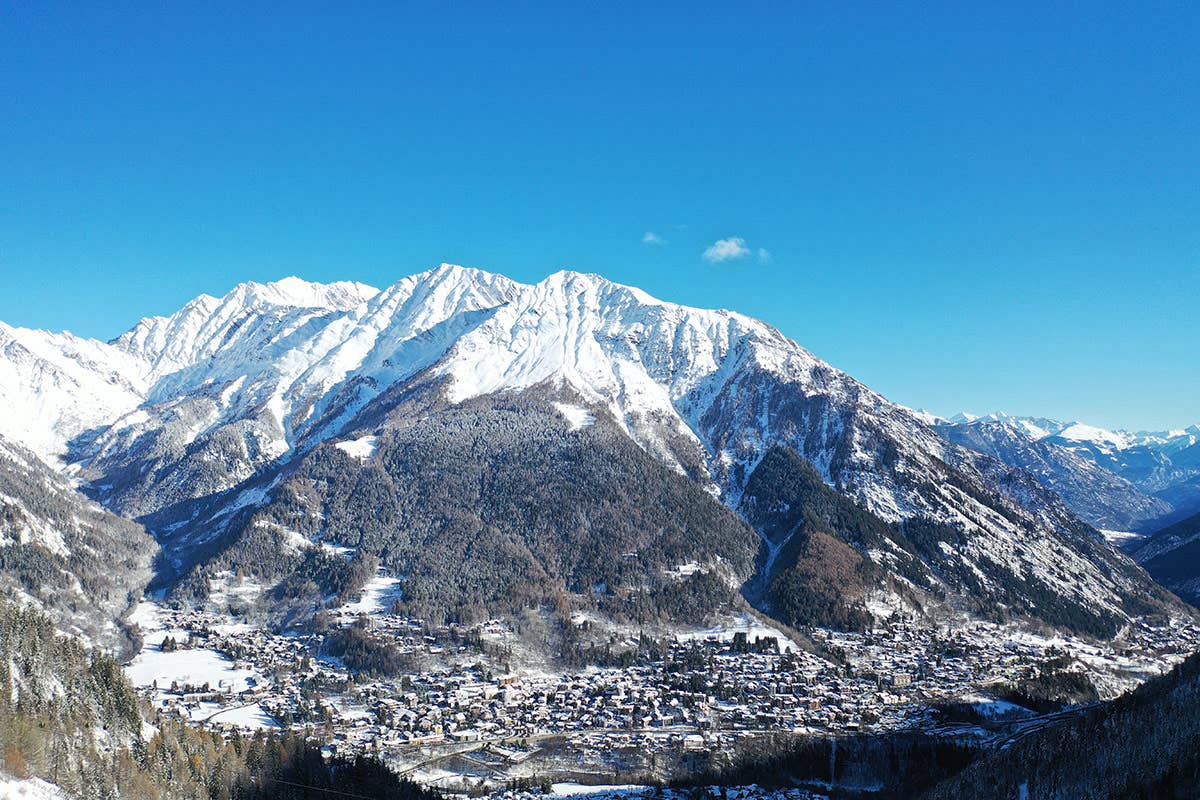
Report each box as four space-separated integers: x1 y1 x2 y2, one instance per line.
121 589 1200 793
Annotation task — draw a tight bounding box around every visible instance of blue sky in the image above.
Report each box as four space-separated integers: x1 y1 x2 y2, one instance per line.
1 2 1196 429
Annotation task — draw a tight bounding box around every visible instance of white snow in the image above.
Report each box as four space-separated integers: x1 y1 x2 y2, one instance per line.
204 702 279 729
0 776 71 800
207 569 268 606
675 613 799 652
125 645 262 694
958 693 1033 720
0 322 148 463
320 541 356 559
904 407 946 426
128 600 178 644
949 413 1200 457
334 435 378 460
124 600 265 696
1056 422 1133 449
552 402 596 431
340 573 403 615
550 784 645 797
1100 529 1145 547
1014 419 1052 440
0 490 70 558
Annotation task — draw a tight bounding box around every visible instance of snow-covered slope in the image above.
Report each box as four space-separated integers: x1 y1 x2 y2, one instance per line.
0 265 1180 636
0 775 72 800
114 276 378 376
0 322 146 464
0 278 378 466
0 436 155 652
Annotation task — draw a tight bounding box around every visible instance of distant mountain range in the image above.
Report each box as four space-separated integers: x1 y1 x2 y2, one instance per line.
935 412 1200 533
0 265 1184 642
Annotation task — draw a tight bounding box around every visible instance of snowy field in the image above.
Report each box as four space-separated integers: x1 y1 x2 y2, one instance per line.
335 434 378 460
958 694 1034 721
341 572 404 615
128 600 189 647
552 402 596 431
0 776 70 800
123 600 275 729
125 646 261 694
203 702 278 728
675 613 800 652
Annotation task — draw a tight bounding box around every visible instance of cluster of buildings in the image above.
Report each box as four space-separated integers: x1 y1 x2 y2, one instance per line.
488 786 828 800
133 603 1200 790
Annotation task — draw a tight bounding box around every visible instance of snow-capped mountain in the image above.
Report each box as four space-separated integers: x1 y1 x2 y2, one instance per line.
0 266 1181 637
115 276 378 379
20 267 1061 526
943 413 1200 528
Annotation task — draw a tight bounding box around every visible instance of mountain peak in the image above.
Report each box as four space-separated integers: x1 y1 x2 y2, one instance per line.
534 268 665 308
421 262 501 282
905 407 946 426
109 276 381 378
1055 422 1132 449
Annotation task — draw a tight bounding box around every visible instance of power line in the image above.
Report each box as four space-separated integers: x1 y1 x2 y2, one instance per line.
251 775 395 800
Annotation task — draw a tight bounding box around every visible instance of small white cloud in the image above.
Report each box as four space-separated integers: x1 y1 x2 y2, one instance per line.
757 247 772 264
642 231 664 245
702 236 751 263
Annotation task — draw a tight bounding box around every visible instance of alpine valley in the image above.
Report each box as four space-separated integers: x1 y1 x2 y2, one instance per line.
1 265 1198 800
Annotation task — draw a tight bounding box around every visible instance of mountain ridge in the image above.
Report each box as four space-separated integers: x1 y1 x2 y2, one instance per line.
0 265 1185 640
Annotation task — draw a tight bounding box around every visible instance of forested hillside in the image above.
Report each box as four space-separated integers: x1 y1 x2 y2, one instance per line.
0 598 440 799
922 649 1200 799
737 446 1160 638
1136 509 1200 605
173 393 761 627
0 436 155 653
739 446 906 631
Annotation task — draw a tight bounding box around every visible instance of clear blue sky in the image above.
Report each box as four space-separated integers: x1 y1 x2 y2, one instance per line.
1 2 1196 429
